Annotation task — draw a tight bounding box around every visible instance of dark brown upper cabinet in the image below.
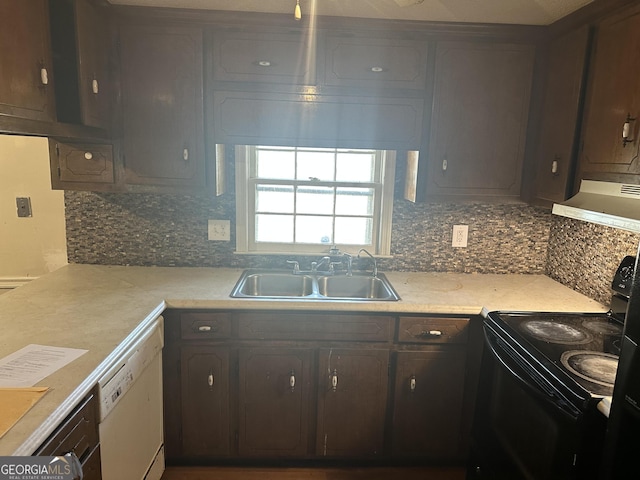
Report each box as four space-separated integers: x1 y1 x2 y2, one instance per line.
424 41 535 199
0 0 56 122
212 28 316 85
323 34 428 90
576 3 640 184
119 23 207 189
531 26 591 206
49 0 112 129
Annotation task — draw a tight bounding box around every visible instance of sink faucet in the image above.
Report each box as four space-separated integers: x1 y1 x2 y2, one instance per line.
357 249 377 277
343 252 353 276
311 256 332 273
286 260 300 274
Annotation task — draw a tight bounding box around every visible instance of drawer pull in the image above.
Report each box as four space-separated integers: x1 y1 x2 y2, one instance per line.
92 78 99 94
257 60 272 67
370 66 385 73
208 371 214 389
197 325 217 332
84 151 93 160
410 375 416 392
330 369 338 392
183 148 189 161
289 370 296 392
419 330 443 338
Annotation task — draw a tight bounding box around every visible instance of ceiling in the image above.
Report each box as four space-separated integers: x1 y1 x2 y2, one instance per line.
107 0 594 26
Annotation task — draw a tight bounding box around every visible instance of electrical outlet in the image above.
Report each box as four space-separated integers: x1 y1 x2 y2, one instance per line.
452 225 468 248
16 197 32 218
208 219 230 241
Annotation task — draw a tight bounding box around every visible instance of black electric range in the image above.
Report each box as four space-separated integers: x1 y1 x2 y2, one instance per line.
487 311 623 399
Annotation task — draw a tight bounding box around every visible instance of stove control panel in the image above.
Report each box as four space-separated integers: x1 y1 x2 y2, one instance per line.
612 256 636 297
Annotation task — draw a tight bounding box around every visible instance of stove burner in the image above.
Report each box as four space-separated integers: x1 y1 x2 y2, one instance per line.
582 319 623 336
520 320 593 345
560 351 619 387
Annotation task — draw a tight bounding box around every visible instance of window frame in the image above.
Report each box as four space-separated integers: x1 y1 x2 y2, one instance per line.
235 145 395 256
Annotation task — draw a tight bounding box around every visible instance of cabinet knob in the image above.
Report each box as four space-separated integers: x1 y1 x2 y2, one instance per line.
198 325 214 332
84 152 93 160
623 113 636 147
330 369 338 392
551 156 559 175
256 60 272 67
370 66 385 73
410 375 416 393
442 158 448 172
183 148 189 161
92 78 99 94
40 67 49 85
207 371 214 389
289 370 296 392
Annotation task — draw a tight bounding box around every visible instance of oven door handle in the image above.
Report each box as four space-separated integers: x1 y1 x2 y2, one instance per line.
486 332 582 420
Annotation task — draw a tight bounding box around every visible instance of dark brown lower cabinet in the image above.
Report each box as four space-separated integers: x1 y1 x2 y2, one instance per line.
316 348 389 457
391 348 467 459
238 348 312 457
181 346 231 457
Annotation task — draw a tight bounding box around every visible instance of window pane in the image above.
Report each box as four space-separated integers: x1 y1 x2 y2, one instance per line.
256 148 295 179
297 149 335 181
336 150 376 182
256 185 294 213
256 214 293 243
295 216 333 244
296 186 334 215
335 187 374 216
335 217 372 245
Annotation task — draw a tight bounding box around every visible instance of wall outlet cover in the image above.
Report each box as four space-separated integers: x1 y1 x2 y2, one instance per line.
452 224 468 248
208 219 231 241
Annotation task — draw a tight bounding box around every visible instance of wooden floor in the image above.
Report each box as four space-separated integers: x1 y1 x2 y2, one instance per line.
162 466 466 480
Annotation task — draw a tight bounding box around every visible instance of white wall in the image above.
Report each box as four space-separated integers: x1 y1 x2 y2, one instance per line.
0 135 67 287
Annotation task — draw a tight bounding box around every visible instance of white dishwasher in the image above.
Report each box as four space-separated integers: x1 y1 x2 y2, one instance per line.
98 315 165 480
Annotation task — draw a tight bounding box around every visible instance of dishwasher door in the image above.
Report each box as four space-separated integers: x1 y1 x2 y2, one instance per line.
98 316 164 480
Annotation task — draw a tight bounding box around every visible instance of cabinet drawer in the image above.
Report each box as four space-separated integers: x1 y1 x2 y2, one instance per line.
181 312 232 340
49 140 114 184
35 388 99 462
238 313 393 342
324 35 427 90
212 30 315 85
398 317 469 344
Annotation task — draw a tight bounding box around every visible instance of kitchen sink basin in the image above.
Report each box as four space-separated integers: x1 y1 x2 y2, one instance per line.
235 272 315 297
230 270 400 301
316 274 398 300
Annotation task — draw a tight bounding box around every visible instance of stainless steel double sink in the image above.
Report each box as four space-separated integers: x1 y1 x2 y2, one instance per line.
230 269 400 301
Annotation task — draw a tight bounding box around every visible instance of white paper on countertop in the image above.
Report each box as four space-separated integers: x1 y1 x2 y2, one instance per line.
598 396 612 418
0 344 88 388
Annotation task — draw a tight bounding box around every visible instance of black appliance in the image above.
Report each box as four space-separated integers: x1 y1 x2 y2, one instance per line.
467 257 632 480
601 253 640 478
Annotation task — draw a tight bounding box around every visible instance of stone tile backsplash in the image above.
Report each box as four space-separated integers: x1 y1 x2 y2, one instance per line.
64 191 639 305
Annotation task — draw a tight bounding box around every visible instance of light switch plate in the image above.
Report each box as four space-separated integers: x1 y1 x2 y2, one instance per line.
208 219 230 241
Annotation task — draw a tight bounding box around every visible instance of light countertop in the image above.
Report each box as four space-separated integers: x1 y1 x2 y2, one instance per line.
0 264 607 456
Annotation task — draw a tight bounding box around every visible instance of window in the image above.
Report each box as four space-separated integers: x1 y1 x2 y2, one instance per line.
235 145 395 255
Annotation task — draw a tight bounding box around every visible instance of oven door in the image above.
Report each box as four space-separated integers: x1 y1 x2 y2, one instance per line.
468 322 594 480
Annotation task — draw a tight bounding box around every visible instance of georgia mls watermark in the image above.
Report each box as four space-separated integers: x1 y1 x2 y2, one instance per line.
0 456 82 480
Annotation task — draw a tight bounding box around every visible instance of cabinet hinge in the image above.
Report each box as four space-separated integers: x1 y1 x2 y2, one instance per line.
57 166 61 178
55 143 60 157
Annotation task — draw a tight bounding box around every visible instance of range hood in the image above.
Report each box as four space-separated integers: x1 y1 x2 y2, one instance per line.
552 180 640 233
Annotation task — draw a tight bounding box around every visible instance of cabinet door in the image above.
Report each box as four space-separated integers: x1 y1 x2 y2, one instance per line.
120 24 206 187
533 27 590 205
426 42 534 198
391 349 467 459
238 348 311 457
49 139 114 188
577 6 640 180
212 29 315 85
181 346 231 457
0 0 55 122
75 0 111 128
324 35 427 90
316 348 389 457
